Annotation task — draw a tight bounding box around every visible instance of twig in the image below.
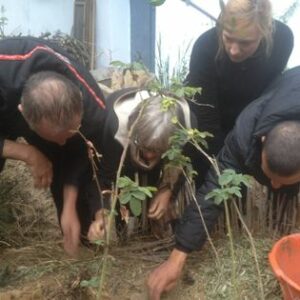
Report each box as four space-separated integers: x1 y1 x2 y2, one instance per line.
232 200 265 300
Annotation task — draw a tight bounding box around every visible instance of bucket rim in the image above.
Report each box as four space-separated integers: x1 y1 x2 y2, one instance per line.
269 233 300 292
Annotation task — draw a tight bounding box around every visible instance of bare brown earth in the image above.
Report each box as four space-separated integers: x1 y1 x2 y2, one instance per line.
0 160 284 300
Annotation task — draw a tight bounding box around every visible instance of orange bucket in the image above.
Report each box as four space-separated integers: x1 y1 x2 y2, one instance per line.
269 233 300 300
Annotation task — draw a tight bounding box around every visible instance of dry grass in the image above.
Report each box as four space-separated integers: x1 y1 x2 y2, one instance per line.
0 160 292 299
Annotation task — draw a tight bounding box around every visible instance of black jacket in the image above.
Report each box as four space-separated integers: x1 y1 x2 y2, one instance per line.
186 20 294 154
0 36 106 187
175 66 300 253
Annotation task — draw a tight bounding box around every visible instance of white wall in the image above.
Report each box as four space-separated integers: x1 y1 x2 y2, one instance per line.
272 1 300 68
96 0 131 68
155 0 217 74
156 0 300 72
0 0 131 69
0 0 73 36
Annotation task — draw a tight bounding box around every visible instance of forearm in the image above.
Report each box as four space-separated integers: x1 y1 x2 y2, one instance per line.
61 184 81 257
160 165 182 191
169 248 188 267
63 184 78 212
2 139 34 163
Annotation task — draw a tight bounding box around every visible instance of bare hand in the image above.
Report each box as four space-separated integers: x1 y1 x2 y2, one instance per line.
147 249 187 300
87 209 108 241
26 145 53 189
148 189 172 220
61 208 81 257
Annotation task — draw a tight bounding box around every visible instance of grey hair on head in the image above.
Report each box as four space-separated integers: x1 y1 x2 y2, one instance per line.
217 0 274 58
128 95 186 153
21 71 83 130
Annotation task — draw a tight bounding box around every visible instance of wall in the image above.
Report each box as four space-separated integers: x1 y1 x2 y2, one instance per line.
155 0 217 74
156 0 300 73
0 0 73 36
0 0 131 69
96 0 131 68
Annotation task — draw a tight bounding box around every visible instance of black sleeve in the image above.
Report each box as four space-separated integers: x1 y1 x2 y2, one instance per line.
97 92 124 190
271 20 294 75
98 136 124 190
185 29 223 155
174 130 246 253
62 135 91 186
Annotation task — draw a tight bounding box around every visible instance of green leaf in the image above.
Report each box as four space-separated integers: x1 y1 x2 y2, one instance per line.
218 173 234 186
171 116 178 124
110 60 128 68
80 277 99 288
205 192 216 201
119 192 131 204
240 175 252 187
132 190 146 201
91 239 105 246
130 198 142 216
228 186 242 198
117 177 130 188
214 195 226 205
148 0 166 7
139 186 156 198
174 88 185 98
131 61 147 71
205 189 228 205
184 86 202 98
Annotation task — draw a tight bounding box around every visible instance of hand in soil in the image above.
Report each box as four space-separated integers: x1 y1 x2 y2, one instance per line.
87 208 108 241
61 208 81 258
147 249 187 299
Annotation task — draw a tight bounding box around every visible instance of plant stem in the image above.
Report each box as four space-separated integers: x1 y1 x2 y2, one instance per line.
223 199 239 299
183 169 222 269
97 97 148 299
232 200 265 300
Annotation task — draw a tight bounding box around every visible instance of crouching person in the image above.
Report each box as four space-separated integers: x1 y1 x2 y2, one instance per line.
87 88 197 242
147 67 300 299
0 36 108 257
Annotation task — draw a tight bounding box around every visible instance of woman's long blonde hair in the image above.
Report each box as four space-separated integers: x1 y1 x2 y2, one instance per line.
217 0 274 58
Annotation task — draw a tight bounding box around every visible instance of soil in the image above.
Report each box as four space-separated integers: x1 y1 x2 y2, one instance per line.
0 160 284 300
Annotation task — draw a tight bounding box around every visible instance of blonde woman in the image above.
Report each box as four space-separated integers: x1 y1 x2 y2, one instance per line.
186 0 293 187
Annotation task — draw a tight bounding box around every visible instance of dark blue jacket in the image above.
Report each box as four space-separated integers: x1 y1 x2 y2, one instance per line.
176 66 300 253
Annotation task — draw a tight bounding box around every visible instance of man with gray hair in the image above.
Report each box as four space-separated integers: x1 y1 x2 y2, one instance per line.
0 37 106 256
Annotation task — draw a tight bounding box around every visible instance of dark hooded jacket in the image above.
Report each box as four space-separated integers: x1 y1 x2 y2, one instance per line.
0 36 106 186
0 37 106 233
175 66 300 253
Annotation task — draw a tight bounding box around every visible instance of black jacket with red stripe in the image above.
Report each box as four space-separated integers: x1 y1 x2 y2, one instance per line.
0 36 106 188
